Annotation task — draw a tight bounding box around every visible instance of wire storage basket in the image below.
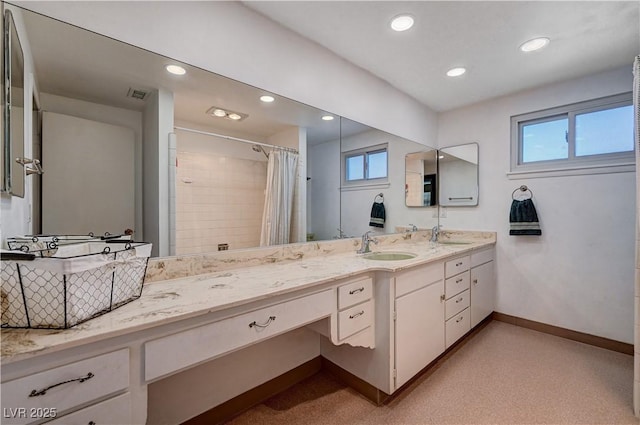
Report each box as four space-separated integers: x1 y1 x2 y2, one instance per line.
6 232 132 253
1 240 151 329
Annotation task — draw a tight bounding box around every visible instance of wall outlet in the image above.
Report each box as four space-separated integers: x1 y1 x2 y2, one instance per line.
439 207 447 218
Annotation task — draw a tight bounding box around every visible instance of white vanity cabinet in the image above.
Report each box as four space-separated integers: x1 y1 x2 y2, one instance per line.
444 255 471 348
1 349 131 425
394 263 445 388
470 247 495 328
145 289 334 382
320 261 446 395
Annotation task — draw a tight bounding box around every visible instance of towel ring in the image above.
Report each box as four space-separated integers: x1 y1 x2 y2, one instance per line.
374 193 384 203
512 185 533 201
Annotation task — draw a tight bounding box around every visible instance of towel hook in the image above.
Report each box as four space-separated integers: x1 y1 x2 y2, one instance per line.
512 185 533 200
374 193 384 203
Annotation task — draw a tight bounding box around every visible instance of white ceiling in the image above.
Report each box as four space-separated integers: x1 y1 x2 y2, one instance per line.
244 1 640 112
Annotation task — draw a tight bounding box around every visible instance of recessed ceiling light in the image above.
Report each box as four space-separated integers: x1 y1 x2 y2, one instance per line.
206 106 248 121
260 95 275 103
446 67 466 77
390 14 414 32
165 64 186 75
322 115 335 121
520 37 550 52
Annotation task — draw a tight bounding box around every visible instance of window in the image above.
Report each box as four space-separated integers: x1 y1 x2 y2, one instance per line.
343 145 388 185
510 93 634 176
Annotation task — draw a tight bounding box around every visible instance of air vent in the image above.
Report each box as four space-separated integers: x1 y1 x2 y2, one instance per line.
127 88 149 100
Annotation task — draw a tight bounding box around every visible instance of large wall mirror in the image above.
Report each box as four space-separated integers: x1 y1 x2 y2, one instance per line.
10 4 438 256
3 9 25 197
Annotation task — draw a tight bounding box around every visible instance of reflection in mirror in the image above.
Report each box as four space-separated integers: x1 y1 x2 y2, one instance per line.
16 6 342 256
405 149 437 207
16 5 439 256
4 10 25 197
438 143 479 206
336 118 439 238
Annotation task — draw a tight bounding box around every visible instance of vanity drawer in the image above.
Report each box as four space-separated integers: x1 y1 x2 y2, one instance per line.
445 255 470 278
338 277 373 310
471 247 494 267
1 349 129 425
338 300 373 341
145 289 334 381
445 289 470 320
445 270 470 299
446 307 470 348
395 262 443 298
46 392 131 425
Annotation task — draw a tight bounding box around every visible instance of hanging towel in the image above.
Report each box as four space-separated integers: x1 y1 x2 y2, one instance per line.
369 201 386 228
509 199 541 235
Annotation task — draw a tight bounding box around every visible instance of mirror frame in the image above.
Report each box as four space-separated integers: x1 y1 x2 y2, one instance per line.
3 9 25 197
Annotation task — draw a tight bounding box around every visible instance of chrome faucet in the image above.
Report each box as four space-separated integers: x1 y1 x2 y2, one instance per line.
357 231 378 254
430 225 442 243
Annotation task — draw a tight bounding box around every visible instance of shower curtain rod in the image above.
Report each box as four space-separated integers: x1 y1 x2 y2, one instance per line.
173 126 299 154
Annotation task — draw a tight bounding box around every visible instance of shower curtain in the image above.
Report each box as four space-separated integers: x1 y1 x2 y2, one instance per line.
634 55 639 418
260 150 299 246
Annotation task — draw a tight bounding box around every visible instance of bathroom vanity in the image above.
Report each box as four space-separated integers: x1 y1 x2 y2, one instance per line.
1 231 495 425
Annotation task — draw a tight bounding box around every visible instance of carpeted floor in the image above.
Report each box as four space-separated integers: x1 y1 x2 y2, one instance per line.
228 321 637 424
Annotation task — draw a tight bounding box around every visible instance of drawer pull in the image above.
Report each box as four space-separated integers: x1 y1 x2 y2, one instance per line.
249 316 276 329
455 297 464 303
349 311 365 319
456 278 463 283
473 279 478 284
456 316 464 323
455 262 463 267
349 287 365 295
29 372 94 397
89 422 96 425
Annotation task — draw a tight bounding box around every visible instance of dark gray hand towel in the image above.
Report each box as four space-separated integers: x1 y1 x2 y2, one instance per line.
369 201 385 228
509 199 541 235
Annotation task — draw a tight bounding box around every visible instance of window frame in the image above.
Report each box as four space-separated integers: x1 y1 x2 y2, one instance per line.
510 92 634 177
342 143 389 187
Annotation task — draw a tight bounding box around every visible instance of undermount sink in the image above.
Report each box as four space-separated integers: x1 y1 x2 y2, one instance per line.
437 241 472 245
362 252 417 261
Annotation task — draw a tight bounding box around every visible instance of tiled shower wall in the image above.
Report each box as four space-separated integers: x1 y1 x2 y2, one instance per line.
175 151 267 255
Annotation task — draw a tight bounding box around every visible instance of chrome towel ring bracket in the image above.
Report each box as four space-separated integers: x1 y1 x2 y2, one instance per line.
512 185 533 201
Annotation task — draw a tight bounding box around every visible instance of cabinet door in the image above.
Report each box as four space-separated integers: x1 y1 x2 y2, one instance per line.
470 260 495 328
395 280 444 389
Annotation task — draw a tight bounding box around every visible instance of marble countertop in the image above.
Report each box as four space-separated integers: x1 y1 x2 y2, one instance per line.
1 232 495 363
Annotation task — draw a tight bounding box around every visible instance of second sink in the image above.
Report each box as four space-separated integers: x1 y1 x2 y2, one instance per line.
362 252 417 261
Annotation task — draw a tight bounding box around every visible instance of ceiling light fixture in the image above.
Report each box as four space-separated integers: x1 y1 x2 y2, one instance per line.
206 106 248 122
520 37 550 52
165 64 186 75
322 115 335 121
260 95 275 103
446 67 466 77
390 14 414 32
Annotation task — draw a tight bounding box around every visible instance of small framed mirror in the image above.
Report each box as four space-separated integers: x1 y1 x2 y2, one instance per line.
405 149 437 207
3 9 25 197
438 143 479 206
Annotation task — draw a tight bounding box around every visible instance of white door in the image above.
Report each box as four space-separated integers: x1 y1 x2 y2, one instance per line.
42 112 135 236
395 279 445 389
471 261 495 328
